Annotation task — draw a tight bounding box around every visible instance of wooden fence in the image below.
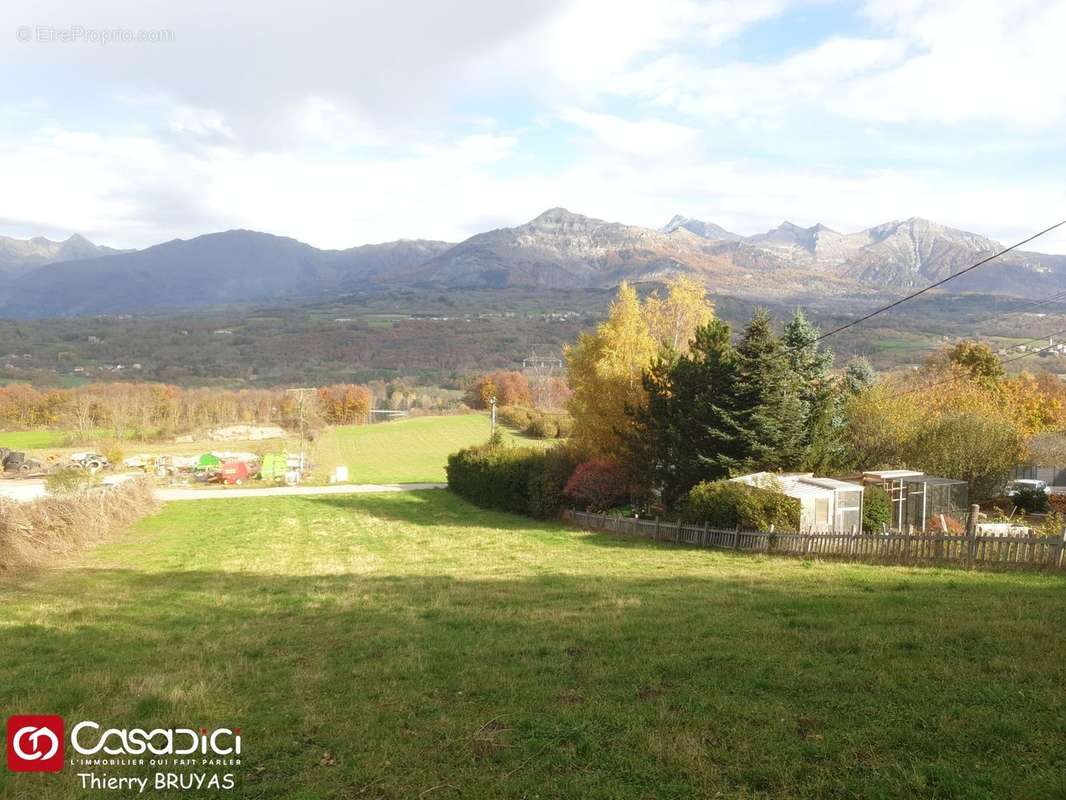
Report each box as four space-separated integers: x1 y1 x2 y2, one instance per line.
565 509 1066 570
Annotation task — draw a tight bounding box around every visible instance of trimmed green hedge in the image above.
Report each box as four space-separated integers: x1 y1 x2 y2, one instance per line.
497 406 574 440
862 485 892 532
682 480 800 530
446 443 582 518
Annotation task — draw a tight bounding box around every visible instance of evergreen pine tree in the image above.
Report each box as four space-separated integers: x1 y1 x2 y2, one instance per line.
842 357 876 395
782 309 844 471
682 319 743 485
732 310 806 472
628 319 740 506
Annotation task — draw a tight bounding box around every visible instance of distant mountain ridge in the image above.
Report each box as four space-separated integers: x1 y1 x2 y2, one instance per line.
400 207 743 290
0 231 453 317
1 210 1064 318
664 214 1064 295
0 233 128 277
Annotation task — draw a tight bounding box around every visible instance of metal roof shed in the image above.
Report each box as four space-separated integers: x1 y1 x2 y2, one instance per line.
731 473 864 533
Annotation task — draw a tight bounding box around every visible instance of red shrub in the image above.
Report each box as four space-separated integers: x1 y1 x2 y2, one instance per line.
564 460 628 511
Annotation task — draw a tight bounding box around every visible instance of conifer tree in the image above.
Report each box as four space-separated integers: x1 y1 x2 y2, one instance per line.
630 319 740 504
782 309 844 471
731 309 806 472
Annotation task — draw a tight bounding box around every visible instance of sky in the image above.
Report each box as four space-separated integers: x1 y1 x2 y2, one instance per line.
1 0 1065 253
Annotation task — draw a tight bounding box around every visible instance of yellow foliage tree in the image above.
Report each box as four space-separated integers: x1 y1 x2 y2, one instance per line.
644 276 715 353
843 352 1066 500
566 280 715 461
1002 372 1066 435
566 283 655 460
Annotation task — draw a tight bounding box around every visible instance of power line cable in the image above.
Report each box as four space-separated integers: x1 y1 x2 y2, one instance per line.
896 325 1066 397
815 219 1066 342
892 291 1066 359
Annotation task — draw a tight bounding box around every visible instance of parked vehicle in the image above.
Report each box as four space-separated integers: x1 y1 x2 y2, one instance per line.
1006 479 1049 497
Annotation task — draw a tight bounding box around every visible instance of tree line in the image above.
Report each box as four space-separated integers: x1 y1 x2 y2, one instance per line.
0 382 387 438
562 279 1066 511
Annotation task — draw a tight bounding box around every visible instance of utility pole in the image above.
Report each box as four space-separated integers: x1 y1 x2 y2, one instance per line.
490 395 497 439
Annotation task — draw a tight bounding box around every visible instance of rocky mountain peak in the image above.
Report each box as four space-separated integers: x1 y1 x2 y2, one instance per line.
660 214 742 242
528 207 583 226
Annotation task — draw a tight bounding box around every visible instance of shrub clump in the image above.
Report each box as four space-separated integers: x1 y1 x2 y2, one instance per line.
497 406 532 430
862 485 892 532
446 443 582 518
497 406 573 439
526 415 558 439
1010 485 1049 514
45 467 101 498
681 479 800 531
563 460 629 512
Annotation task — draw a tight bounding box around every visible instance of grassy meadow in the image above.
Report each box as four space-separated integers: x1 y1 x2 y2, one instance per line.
0 429 70 450
1 490 1064 799
312 414 549 484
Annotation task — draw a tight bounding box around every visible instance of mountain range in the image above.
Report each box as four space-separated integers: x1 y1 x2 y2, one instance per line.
1 209 1063 318
0 233 127 278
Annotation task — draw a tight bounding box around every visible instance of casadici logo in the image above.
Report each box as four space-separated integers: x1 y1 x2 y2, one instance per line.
7 715 242 791
6 715 65 772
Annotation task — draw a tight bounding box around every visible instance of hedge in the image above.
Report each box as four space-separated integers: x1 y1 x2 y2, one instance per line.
496 406 574 440
682 479 800 531
446 442 582 518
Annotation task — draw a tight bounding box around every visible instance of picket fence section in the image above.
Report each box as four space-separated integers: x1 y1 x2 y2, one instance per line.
565 509 1066 570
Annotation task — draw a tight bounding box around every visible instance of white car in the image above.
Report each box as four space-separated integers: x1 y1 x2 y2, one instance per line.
1005 479 1048 497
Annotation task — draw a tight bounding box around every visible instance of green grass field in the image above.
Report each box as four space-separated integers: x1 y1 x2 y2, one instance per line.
313 415 549 483
0 429 69 449
2 490 1064 799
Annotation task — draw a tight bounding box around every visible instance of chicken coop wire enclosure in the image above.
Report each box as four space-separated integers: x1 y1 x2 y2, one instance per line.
901 476 969 531
864 471 969 532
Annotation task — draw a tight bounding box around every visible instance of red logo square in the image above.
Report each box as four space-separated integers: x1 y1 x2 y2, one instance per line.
6 715 64 772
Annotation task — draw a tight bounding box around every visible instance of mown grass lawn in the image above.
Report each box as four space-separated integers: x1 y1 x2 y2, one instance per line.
313 415 549 483
1 490 1064 799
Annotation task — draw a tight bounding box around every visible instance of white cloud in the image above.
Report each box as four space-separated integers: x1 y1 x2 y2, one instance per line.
2 0 1064 259
617 0 1066 131
502 0 792 90
169 106 234 140
622 36 908 119
3 119 1063 257
836 0 1066 128
559 108 699 157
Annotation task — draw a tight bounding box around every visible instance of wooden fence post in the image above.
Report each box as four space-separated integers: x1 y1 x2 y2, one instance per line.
732 525 740 550
676 519 683 542
966 504 980 564
702 521 709 547
655 516 661 541
1055 527 1066 569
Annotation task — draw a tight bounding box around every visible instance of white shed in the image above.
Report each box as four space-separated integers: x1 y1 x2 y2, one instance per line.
731 472 865 532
